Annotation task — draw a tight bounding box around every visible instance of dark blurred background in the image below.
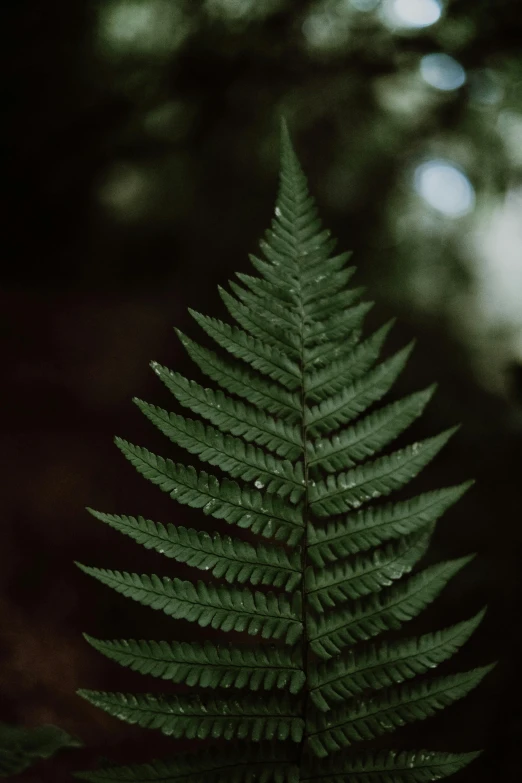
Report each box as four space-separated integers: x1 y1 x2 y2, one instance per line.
2 0 522 780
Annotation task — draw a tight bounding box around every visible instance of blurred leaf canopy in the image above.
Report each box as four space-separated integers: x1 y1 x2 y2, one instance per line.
5 0 522 395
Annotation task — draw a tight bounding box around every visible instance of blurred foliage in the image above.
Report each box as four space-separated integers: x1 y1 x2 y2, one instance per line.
0 722 81 777
5 0 522 398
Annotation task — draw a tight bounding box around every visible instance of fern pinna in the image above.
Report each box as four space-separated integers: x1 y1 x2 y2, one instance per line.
75 123 494 783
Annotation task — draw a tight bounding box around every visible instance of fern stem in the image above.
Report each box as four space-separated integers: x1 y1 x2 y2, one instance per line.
298 244 311 770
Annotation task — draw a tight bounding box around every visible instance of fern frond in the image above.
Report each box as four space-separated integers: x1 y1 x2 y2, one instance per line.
309 428 457 517
77 121 493 781
150 362 302 459
75 564 302 643
305 286 365 322
303 304 374 363
308 483 473 566
189 310 301 390
218 286 300 355
229 278 300 329
134 400 305 501
75 745 300 783
306 344 414 435
306 528 432 613
176 330 301 418
86 509 301 589
304 301 372 347
306 334 364 378
79 690 304 742
83 635 305 693
235 271 296 307
304 320 393 401
309 555 475 659
308 664 495 756
247 252 297 290
302 267 357 304
309 608 486 710
305 749 481 782
114 439 304 544
308 385 436 473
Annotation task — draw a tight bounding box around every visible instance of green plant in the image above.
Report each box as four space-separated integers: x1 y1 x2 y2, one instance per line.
0 722 81 777
74 122 494 782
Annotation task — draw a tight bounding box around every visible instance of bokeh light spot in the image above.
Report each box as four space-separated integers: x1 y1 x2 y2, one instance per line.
414 160 475 217
474 189 522 329
350 0 380 11
105 2 154 43
382 0 442 29
98 163 152 218
302 12 346 49
100 1 188 55
420 53 466 91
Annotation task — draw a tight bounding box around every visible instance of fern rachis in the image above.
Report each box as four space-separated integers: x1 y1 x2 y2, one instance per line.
75 122 494 782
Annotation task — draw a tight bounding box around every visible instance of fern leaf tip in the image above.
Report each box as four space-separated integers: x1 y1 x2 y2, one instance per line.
81 632 100 647
440 423 461 442
280 115 292 145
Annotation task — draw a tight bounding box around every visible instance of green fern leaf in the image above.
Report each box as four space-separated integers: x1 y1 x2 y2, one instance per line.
78 690 304 742
133 399 305 501
309 608 486 710
304 300 371 345
86 509 301 589
177 330 301 418
83 635 305 692
303 303 374 363
150 362 302 459
229 277 301 328
309 428 457 516
308 664 494 756
305 285 366 322
75 563 302 643
308 385 436 472
114 439 303 544
219 285 301 355
189 310 301 389
306 321 393 402
76 121 494 782
305 749 481 782
308 482 473 566
75 745 300 783
305 320 394 401
309 555 475 659
306 344 414 435
306 528 432 613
